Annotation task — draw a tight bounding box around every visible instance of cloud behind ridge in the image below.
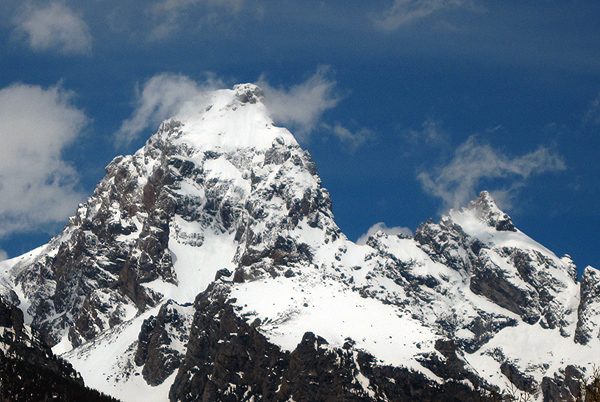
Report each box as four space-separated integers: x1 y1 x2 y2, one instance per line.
417 135 566 210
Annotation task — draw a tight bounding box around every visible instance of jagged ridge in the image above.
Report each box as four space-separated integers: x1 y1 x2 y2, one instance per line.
0 84 598 402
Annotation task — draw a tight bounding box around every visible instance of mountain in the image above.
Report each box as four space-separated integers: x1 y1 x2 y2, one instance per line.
0 83 598 401
0 293 120 401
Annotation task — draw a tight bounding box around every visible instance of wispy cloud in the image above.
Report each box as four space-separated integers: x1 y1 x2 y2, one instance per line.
402 118 449 147
13 2 92 55
374 0 479 31
322 122 376 152
258 66 341 142
417 135 566 210
356 222 413 245
584 91 600 126
147 0 245 40
115 72 225 147
0 83 88 237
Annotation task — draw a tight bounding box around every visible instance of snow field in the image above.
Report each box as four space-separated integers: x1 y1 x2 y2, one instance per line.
146 215 238 304
230 273 440 378
64 307 173 402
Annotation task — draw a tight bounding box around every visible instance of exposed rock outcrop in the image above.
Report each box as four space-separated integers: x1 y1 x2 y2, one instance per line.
575 267 600 345
134 300 194 386
0 297 120 402
169 285 493 402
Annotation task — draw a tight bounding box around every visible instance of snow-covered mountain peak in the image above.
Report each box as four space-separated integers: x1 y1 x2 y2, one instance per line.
1 84 599 402
451 191 516 233
3 82 335 352
232 83 265 104
167 83 296 153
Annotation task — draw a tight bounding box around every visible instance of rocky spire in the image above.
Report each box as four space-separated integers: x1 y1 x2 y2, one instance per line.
464 191 516 231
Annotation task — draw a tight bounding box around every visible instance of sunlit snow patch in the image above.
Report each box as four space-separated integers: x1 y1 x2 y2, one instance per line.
230 271 440 378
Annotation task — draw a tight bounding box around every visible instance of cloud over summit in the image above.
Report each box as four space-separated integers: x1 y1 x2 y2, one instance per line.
418 135 566 211
258 67 341 141
116 68 351 148
115 73 224 147
356 222 413 245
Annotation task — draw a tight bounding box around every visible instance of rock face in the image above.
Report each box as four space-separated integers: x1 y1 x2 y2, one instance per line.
0 296 119 402
134 300 194 386
169 284 491 402
575 267 600 345
413 193 577 330
0 84 598 402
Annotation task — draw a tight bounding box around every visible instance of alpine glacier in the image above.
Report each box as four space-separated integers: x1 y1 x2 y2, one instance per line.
0 83 598 401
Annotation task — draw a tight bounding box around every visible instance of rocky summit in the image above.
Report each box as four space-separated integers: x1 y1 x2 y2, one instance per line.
0 84 598 401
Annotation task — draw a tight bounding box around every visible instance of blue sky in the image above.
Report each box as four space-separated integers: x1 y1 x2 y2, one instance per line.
0 0 598 273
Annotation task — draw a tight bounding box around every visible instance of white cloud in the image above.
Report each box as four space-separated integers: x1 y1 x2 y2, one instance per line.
257 66 341 141
356 222 413 245
13 2 92 55
417 135 566 210
0 83 88 237
0 249 7 261
374 0 478 31
115 73 225 147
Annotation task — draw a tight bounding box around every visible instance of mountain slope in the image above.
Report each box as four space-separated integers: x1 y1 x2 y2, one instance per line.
0 293 120 401
0 83 598 401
